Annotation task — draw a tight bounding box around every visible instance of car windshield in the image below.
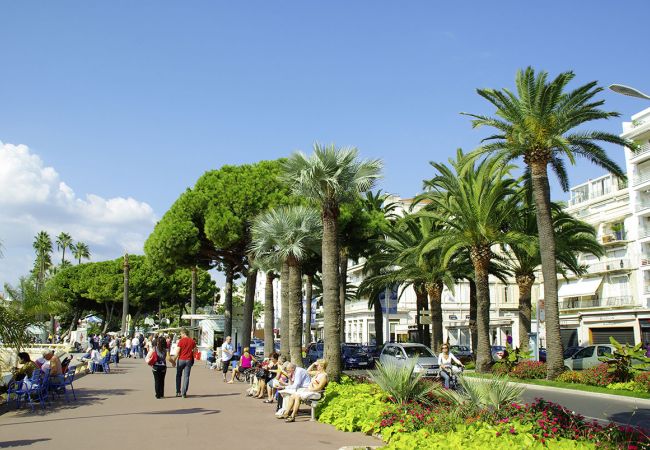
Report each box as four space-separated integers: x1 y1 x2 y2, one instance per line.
452 346 469 352
343 347 365 355
403 346 435 358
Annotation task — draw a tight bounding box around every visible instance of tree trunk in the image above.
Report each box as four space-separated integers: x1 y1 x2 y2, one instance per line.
224 265 234 339
280 261 290 358
264 271 275 357
373 296 383 346
339 247 349 343
190 265 197 328
471 247 492 373
415 285 430 347
426 281 444 352
241 267 258 351
322 210 342 381
530 161 562 379
288 258 303 366
516 273 535 350
304 274 313 347
121 253 129 334
50 315 56 336
468 278 478 359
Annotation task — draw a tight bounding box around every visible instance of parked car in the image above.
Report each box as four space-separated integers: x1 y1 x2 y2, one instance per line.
449 345 473 363
250 339 265 357
379 343 439 377
491 345 506 361
538 347 547 362
563 346 584 359
341 344 373 369
306 342 324 364
563 344 614 370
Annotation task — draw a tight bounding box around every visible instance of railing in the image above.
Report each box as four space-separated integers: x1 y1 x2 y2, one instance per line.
645 285 650 294
600 232 626 244
640 227 650 239
631 143 650 159
559 295 634 310
634 171 650 186
584 258 631 274
637 199 650 211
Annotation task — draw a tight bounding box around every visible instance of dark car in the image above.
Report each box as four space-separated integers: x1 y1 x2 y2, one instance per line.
306 342 324 364
450 345 473 363
491 345 506 361
563 346 583 359
341 344 372 369
538 347 547 362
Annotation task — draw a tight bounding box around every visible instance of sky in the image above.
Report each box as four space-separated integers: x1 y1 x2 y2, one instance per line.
2 1 650 286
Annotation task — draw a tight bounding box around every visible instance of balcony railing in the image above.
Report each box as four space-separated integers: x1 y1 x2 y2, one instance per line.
600 232 627 244
637 199 650 211
645 285 650 294
634 171 650 186
559 295 634 310
640 227 650 239
584 258 631 274
632 143 650 160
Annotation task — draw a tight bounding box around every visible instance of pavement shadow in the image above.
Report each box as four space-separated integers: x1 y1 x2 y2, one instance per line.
608 408 650 430
189 393 240 398
147 408 220 415
0 438 51 448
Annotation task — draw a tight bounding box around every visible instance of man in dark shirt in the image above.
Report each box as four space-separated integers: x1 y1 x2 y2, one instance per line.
175 328 196 398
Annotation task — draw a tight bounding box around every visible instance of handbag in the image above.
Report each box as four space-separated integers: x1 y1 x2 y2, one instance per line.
146 350 158 366
255 367 267 379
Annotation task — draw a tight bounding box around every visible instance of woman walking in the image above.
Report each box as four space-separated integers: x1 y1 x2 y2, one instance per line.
146 336 175 399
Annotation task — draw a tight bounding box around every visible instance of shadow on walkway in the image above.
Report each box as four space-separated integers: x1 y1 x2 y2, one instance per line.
0 439 51 448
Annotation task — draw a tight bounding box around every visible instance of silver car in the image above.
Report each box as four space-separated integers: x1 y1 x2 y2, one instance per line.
563 344 614 370
379 343 439 377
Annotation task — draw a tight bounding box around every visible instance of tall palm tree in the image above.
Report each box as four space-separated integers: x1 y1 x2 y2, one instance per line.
33 231 53 289
282 144 382 380
250 205 322 366
418 151 529 373
56 232 73 265
463 67 629 378
72 242 91 264
253 256 280 357
506 192 603 349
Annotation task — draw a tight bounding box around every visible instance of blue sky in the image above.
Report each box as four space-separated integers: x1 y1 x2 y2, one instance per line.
2 1 650 284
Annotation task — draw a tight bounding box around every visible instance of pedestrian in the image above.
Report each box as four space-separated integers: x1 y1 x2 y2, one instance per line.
175 328 196 398
146 336 175 399
138 333 145 358
221 336 234 382
131 334 140 359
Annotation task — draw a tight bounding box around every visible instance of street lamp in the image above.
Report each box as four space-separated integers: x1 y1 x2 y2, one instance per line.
609 84 650 101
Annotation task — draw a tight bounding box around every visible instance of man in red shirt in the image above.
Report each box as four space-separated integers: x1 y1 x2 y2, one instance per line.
175 328 196 398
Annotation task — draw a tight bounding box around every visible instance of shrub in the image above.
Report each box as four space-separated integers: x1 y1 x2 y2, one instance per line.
600 337 650 382
606 381 646 392
378 401 459 441
439 375 524 412
556 370 583 384
492 362 510 376
633 371 650 392
381 421 596 449
580 364 615 387
316 380 387 433
369 358 438 405
510 361 546 380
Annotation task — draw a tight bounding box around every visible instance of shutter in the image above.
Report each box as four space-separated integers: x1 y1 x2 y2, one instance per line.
560 329 578 348
590 327 634 345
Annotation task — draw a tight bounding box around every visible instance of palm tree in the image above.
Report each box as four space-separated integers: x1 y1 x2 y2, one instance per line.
463 67 629 378
33 231 53 288
56 232 73 265
418 151 529 373
72 242 91 264
281 144 382 380
253 256 280 357
251 205 322 366
506 192 603 349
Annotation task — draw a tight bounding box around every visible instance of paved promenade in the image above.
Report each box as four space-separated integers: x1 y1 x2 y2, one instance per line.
0 359 380 450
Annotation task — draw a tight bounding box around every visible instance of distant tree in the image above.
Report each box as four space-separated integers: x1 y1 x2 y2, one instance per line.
56 232 73 265
72 242 91 264
33 231 53 288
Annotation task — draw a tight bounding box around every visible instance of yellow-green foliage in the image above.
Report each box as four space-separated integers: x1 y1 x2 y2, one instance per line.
316 378 388 434
381 421 596 450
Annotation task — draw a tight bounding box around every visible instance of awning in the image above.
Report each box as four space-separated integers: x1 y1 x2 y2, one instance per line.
558 277 602 298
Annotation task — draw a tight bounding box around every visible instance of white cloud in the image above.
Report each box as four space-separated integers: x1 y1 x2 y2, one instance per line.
0 141 157 286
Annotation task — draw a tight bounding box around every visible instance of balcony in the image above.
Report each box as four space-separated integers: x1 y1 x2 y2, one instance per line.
631 143 650 161
645 285 650 295
634 171 650 186
640 227 650 239
600 232 627 246
637 198 650 212
568 175 625 206
584 258 631 274
559 295 634 310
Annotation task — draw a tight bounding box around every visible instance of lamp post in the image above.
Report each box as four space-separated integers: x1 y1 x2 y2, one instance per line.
609 84 650 101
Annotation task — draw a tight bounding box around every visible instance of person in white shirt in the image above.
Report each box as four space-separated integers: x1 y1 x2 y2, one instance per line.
131 336 140 359
220 336 234 382
438 343 464 389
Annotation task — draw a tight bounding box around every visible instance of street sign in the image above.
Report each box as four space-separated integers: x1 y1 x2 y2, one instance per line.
420 316 432 325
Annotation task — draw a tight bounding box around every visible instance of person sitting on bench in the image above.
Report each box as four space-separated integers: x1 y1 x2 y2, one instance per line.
278 359 328 423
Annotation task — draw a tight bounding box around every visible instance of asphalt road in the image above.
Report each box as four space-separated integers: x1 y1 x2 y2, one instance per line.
344 369 650 429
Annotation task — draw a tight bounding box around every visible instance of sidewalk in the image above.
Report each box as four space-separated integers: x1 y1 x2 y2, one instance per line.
0 359 380 450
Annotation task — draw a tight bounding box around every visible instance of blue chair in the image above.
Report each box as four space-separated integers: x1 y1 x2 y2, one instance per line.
50 365 76 402
15 369 50 411
92 355 110 374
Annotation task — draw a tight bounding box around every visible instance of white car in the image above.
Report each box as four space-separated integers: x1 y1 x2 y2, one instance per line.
563 344 614 370
379 343 440 377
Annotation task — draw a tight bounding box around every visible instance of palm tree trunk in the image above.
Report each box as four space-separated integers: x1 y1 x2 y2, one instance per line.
264 271 275 357
61 246 66 265
468 278 478 360
241 267 258 350
426 281 443 352
288 258 303 366
190 265 197 327
121 254 129 334
224 265 234 338
516 273 535 350
373 296 383 345
322 211 342 381
304 274 313 347
415 285 430 347
472 248 492 373
530 161 562 379
280 261 290 358
339 247 349 343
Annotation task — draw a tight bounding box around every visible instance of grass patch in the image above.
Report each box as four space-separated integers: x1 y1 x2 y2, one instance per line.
464 372 650 400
